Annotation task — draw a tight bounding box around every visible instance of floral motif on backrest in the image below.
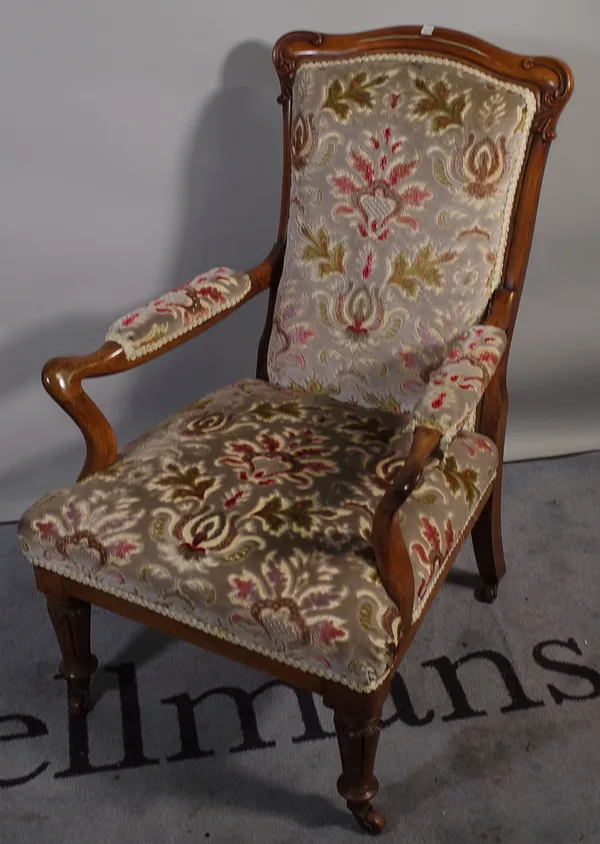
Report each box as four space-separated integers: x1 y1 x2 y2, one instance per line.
267 53 536 413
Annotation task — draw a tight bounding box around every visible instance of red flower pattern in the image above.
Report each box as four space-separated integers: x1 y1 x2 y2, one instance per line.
412 515 456 602
330 128 432 240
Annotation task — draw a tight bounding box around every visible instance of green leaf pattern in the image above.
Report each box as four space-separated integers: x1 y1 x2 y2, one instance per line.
387 245 458 300
323 72 389 121
299 224 346 278
410 75 468 133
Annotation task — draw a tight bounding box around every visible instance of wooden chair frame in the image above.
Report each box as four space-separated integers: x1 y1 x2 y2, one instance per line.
32 26 572 834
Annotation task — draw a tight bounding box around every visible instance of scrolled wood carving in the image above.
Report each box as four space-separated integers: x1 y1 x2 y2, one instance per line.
521 56 574 141
273 31 325 103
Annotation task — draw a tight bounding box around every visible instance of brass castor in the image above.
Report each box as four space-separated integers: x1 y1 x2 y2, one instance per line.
349 801 387 834
477 582 498 603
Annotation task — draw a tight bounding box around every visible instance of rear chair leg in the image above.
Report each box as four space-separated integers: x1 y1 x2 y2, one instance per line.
334 710 386 834
472 469 506 603
46 594 98 716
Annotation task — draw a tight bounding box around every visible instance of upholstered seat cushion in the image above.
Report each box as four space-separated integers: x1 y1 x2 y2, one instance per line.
18 380 497 692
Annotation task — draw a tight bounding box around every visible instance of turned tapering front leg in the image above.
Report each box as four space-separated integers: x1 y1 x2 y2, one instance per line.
334 712 386 834
46 595 98 716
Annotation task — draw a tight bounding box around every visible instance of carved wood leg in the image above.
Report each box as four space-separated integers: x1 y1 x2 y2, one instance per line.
46 594 98 716
333 711 386 834
472 469 506 603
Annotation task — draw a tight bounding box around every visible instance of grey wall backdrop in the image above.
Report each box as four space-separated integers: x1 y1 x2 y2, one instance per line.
1 0 599 521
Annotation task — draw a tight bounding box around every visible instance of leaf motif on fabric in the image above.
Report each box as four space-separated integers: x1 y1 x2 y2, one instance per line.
251 496 337 537
356 387 403 415
299 223 346 278
410 74 469 134
323 72 390 121
441 454 480 506
421 515 442 551
339 412 391 444
412 542 429 564
480 92 507 131
287 376 342 396
251 401 304 421
387 244 458 299
442 463 461 496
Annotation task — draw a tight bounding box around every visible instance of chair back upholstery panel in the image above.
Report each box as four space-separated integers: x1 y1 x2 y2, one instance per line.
267 53 536 413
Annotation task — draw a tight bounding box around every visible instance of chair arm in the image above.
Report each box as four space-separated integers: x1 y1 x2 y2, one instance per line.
409 325 507 450
107 266 251 362
372 290 515 624
371 427 441 625
41 246 284 480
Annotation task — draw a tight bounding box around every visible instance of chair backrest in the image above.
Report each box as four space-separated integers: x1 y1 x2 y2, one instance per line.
263 27 572 415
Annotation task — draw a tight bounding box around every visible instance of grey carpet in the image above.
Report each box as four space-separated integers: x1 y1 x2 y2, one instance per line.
1 452 599 844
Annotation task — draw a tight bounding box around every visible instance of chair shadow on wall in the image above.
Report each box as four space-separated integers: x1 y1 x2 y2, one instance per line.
90 39 287 694
0 40 281 519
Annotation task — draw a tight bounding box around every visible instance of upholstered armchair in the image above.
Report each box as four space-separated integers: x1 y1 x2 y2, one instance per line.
17 27 572 834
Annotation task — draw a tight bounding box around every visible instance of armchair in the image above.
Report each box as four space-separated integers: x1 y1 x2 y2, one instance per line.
17 26 572 834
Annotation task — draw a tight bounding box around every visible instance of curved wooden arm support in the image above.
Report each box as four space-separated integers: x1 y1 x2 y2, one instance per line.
42 246 284 481
371 427 442 624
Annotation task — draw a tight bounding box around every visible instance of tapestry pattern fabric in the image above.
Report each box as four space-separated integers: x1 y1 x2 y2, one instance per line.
267 54 534 416
19 380 498 692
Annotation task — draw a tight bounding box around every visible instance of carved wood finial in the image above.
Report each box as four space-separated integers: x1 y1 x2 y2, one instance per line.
521 56 573 141
273 31 325 105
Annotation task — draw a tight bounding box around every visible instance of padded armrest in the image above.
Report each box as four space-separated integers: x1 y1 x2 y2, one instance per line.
410 325 507 448
106 267 252 361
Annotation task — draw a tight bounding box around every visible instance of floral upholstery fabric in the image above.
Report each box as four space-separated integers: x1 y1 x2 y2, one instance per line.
18 379 497 692
267 53 535 415
106 267 251 360
411 324 506 447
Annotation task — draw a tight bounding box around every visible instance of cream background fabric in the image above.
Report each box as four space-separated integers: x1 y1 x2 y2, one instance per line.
267 56 526 417
0 1 598 520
